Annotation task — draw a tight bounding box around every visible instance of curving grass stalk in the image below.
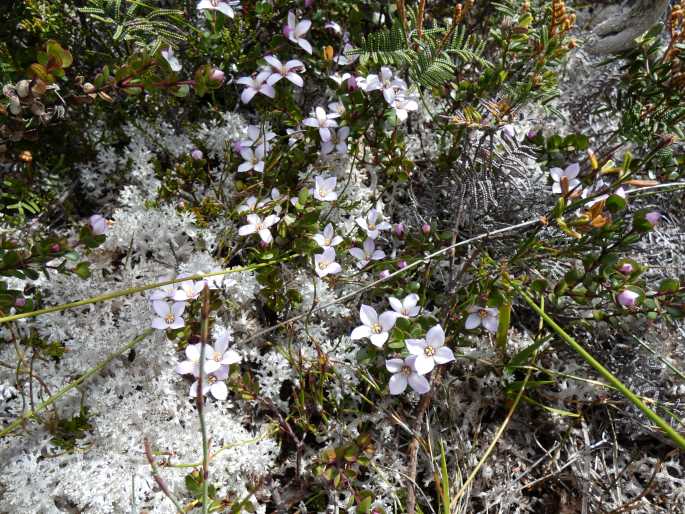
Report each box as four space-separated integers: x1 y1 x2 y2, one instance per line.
518 288 685 450
0 330 152 438
0 256 295 326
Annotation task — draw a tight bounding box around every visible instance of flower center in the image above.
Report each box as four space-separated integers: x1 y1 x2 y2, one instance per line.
318 261 327 270
371 323 382 334
401 366 412 376
164 313 175 325
317 189 326 197
424 346 435 357
324 238 331 245
212 352 222 362
208 375 217 384
479 309 489 319
368 222 376 230
255 222 263 231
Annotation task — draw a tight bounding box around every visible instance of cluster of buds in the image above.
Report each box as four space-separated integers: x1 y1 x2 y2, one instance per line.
550 0 575 37
665 1 685 64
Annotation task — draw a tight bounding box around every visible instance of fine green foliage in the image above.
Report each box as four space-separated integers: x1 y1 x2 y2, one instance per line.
352 10 489 88
79 0 186 54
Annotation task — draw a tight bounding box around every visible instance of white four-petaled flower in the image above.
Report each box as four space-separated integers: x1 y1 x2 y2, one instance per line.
161 47 182 72
386 356 430 395
321 127 349 155
314 247 342 277
405 324 455 375
263 56 305 87
312 175 338 201
389 293 420 318
236 71 275 104
284 11 312 54
313 223 343 249
356 208 391 239
465 305 499 333
197 0 239 18
238 146 266 173
303 107 339 142
238 214 280 243
151 301 186 330
550 163 580 195
350 304 396 347
349 238 385 269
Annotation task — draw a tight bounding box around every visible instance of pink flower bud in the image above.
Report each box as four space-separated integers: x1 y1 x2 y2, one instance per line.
397 260 407 269
618 263 633 274
89 214 108 236
210 68 225 84
14 297 26 307
617 289 639 307
421 223 431 235
50 243 60 252
645 211 661 226
260 240 270 249
305 0 314 7
379 270 390 279
191 149 204 160
232 140 243 153
394 223 405 238
283 25 293 38
346 76 359 92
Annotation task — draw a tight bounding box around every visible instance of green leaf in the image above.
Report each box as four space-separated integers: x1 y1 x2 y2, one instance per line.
658 278 680 294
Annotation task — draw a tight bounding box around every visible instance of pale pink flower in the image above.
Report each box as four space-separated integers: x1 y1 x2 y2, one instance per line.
238 146 265 173
389 293 420 318
303 106 339 142
617 290 639 307
238 214 280 243
89 214 108 235
314 247 342 277
284 11 312 54
190 366 230 400
312 175 338 201
386 356 430 395
321 126 349 155
349 238 385 269
465 305 499 333
350 305 397 347
263 56 305 87
236 71 275 104
313 223 343 249
550 163 580 194
161 47 181 72
405 325 455 375
356 208 391 239
197 0 239 18
151 301 186 330
176 343 221 377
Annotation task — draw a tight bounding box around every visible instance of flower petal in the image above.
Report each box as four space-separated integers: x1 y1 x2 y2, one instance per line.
434 346 455 365
379 311 398 331
388 373 408 395
408 373 430 394
385 358 404 373
350 325 371 340
359 304 377 326
482 315 499 334
464 313 481 330
413 354 434 375
405 338 426 356
211 381 228 400
369 332 388 348
425 324 445 348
